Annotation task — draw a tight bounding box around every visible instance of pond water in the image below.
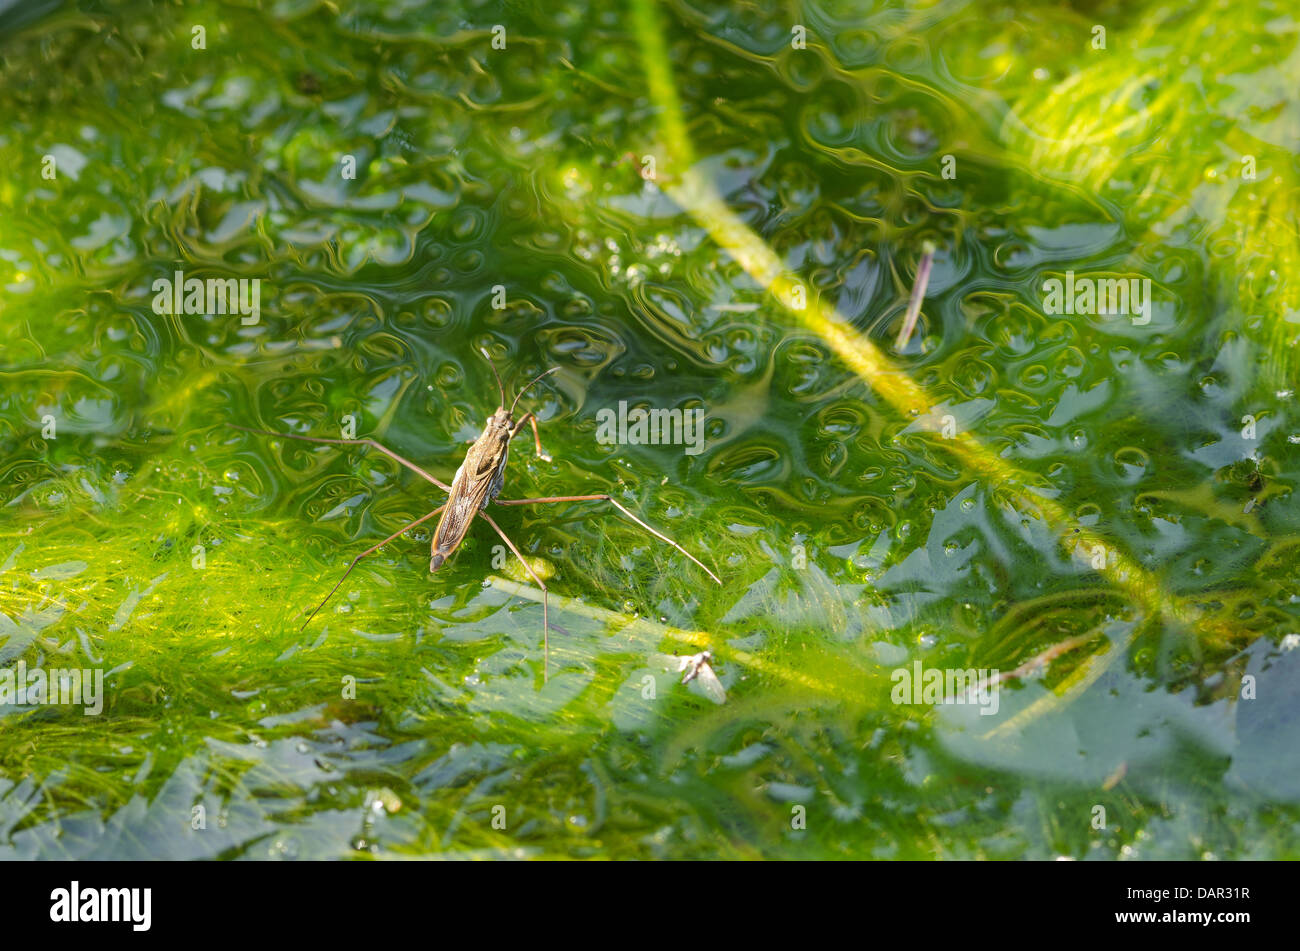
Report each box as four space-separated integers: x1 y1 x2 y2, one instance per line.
0 0 1297 859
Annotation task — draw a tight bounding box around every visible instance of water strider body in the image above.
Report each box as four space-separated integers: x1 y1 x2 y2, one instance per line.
427 363 556 574
231 349 721 679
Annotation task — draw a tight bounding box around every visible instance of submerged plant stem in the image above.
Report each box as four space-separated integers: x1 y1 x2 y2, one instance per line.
487 575 858 699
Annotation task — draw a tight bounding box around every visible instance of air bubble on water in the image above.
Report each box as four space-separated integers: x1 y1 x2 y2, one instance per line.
270 838 299 859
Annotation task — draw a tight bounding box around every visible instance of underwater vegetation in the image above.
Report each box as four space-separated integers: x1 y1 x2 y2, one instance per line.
0 0 1298 860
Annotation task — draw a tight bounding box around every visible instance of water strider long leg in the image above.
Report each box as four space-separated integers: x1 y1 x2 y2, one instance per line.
228 424 452 492
509 412 551 462
300 504 446 630
479 510 552 681
493 494 722 585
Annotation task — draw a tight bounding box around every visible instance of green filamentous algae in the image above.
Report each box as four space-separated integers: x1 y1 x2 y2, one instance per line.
0 0 1298 862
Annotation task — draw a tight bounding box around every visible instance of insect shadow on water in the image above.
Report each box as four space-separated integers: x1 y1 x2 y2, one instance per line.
230 349 722 680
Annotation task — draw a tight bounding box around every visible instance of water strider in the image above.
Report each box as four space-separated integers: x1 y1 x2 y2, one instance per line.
231 349 721 679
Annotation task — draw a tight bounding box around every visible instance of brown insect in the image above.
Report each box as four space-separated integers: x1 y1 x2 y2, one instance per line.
230 349 721 679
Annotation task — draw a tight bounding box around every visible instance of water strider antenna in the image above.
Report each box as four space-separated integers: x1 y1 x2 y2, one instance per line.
509 366 560 416
478 347 508 408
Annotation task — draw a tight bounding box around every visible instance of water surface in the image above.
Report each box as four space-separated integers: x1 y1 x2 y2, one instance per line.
0 0 1298 859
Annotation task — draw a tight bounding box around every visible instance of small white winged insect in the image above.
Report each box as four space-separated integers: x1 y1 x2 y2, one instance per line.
648 650 726 704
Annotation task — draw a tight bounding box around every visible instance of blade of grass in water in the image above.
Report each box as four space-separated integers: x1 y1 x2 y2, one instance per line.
895 241 936 351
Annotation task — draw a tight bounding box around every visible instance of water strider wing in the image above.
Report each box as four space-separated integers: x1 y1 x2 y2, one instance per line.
430 439 504 569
